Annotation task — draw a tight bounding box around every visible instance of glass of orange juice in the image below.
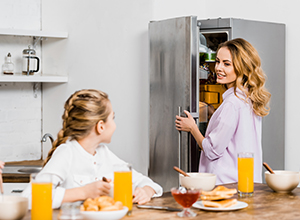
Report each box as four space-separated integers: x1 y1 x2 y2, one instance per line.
238 152 254 197
31 173 53 220
113 164 132 216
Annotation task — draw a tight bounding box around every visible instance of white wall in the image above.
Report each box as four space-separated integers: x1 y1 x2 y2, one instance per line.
1 0 299 176
41 0 153 174
0 0 42 161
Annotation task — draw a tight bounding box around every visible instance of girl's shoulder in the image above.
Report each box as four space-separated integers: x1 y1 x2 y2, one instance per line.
52 140 74 156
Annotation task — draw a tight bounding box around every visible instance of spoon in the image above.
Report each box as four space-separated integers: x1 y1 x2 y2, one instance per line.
263 162 275 174
173 166 190 177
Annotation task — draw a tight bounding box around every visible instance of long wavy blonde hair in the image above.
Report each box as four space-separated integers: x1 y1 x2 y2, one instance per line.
43 89 111 166
217 38 271 117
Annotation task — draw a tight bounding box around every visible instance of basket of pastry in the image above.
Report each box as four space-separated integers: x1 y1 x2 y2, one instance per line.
80 196 128 220
201 186 238 208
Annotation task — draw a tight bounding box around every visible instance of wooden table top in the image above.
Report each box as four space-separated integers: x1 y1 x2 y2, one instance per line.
23 183 300 219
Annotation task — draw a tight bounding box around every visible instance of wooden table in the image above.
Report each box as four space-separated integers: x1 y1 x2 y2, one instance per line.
23 183 300 219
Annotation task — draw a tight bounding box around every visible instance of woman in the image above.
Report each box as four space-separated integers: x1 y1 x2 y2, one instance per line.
175 38 271 184
22 89 162 208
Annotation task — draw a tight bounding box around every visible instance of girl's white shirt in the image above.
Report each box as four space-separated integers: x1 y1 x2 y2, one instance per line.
22 139 163 209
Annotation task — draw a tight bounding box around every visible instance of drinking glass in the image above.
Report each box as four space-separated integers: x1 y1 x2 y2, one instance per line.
31 173 53 220
113 164 132 216
238 152 254 197
171 187 200 217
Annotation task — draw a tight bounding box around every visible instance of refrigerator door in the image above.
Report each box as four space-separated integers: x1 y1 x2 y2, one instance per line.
148 16 199 191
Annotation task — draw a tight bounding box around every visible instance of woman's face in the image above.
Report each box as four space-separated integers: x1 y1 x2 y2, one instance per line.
101 101 116 143
215 47 237 88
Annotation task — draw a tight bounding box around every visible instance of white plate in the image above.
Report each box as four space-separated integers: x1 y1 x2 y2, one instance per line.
80 207 128 220
192 201 248 211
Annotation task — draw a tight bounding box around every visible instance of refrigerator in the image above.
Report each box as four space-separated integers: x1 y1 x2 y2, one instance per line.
148 17 285 191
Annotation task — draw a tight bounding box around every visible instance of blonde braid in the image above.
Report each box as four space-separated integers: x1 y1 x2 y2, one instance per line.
43 89 110 166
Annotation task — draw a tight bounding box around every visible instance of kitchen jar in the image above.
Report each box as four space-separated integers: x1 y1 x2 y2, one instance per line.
22 46 40 75
2 52 14 75
204 48 216 62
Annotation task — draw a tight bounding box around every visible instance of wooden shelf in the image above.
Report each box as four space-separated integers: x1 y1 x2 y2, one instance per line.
0 29 68 38
0 75 68 83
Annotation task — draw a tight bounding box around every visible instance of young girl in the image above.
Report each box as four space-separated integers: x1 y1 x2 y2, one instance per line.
22 89 162 208
175 38 271 185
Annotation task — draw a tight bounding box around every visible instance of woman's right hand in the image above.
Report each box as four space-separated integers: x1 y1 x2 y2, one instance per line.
82 180 111 199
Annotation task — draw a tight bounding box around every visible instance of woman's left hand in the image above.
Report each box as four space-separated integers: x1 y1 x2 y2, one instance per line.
175 110 196 132
132 186 155 204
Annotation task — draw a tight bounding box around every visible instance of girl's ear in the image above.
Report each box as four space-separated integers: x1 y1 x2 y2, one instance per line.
96 120 104 134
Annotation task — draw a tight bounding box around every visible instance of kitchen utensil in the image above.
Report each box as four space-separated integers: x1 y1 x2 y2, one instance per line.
59 202 82 220
81 207 128 220
192 200 248 211
31 173 52 220
2 52 14 75
22 45 40 75
265 170 300 193
173 166 190 177
263 162 275 174
136 205 182 212
171 187 200 217
238 152 254 197
179 172 216 191
113 164 132 216
0 196 28 220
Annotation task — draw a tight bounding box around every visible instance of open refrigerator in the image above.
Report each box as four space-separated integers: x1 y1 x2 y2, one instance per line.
148 17 285 191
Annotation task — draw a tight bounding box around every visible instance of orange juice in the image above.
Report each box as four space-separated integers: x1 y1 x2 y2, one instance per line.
31 182 52 220
114 171 132 214
238 156 254 194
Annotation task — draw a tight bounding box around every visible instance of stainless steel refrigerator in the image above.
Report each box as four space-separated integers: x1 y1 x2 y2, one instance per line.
148 16 285 191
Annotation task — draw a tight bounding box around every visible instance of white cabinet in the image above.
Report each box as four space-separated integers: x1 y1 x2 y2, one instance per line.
0 28 68 83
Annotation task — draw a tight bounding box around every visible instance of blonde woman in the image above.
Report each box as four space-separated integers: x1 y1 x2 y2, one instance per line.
23 89 162 208
175 38 271 185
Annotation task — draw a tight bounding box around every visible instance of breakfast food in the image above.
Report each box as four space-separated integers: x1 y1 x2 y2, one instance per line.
202 199 237 208
201 193 234 201
81 196 123 211
201 186 238 208
201 186 237 196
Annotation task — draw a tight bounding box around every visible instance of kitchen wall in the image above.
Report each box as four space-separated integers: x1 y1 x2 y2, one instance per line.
1 0 298 176
0 0 42 161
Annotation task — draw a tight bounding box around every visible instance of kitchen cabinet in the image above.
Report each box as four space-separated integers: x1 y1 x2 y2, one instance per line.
0 28 68 83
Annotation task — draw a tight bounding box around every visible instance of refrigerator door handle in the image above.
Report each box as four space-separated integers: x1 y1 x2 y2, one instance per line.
178 107 199 170
178 106 182 169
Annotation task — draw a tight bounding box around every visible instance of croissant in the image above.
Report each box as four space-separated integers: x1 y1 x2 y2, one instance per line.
81 196 123 212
